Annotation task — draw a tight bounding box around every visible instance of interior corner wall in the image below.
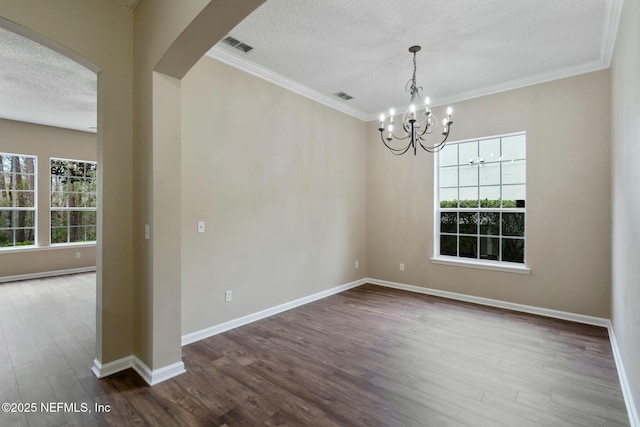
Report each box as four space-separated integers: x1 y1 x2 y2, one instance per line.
610 0 640 417
367 70 612 318
0 0 134 365
0 119 97 278
180 56 368 335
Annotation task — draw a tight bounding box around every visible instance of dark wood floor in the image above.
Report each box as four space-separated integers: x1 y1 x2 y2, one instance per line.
0 276 630 426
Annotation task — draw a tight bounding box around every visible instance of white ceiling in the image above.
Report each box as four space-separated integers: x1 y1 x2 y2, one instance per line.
208 0 623 121
0 26 97 132
0 0 623 132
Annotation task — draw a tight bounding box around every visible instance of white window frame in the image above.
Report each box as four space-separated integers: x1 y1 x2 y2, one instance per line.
50 157 97 245
431 132 530 274
0 152 38 249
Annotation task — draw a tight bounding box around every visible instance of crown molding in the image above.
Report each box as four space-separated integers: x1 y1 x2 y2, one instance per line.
205 46 369 121
210 46 613 124
423 60 609 117
601 0 625 66
208 0 624 124
368 58 610 122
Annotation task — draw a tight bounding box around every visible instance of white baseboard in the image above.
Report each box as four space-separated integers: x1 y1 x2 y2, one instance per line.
91 356 185 386
181 278 367 346
607 322 640 427
0 266 96 283
132 357 186 386
366 278 609 327
91 356 133 379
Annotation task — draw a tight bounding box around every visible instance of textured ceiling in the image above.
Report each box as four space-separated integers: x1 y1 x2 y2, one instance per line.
0 0 622 132
0 26 97 132
0 0 140 133
208 0 623 120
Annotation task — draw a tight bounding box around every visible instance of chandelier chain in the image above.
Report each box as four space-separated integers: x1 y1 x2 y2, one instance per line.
405 50 422 96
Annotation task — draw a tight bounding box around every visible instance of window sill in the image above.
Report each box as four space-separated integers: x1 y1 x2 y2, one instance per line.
0 242 96 254
430 256 531 275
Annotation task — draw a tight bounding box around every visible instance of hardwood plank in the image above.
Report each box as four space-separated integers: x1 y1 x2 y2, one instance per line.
213 356 327 425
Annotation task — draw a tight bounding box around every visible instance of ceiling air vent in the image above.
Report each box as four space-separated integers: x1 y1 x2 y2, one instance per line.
333 91 354 101
222 36 253 53
236 43 253 53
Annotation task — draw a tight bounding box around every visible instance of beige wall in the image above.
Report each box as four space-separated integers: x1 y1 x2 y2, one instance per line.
611 0 640 416
0 118 97 278
180 56 368 335
368 70 611 318
0 1 134 364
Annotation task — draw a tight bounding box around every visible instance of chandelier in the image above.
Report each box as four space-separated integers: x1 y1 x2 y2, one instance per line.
378 45 454 155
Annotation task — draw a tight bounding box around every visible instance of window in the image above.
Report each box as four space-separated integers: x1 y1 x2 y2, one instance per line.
0 153 37 248
50 158 97 244
436 133 526 264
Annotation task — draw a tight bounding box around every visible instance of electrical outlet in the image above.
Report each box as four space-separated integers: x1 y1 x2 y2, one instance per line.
144 224 150 240
197 221 205 233
75 252 81 259
400 263 405 271
225 290 232 302
355 260 359 269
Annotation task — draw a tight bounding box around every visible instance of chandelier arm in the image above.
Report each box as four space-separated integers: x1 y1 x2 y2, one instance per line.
390 142 414 156
418 112 438 137
402 119 411 134
391 132 412 141
380 133 412 153
418 131 451 153
378 128 412 141
418 123 431 137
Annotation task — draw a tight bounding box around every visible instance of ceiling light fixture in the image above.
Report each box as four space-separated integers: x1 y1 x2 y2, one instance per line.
378 46 454 155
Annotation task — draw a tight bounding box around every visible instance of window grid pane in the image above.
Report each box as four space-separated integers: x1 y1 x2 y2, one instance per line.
437 134 526 264
0 153 37 248
50 158 97 245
